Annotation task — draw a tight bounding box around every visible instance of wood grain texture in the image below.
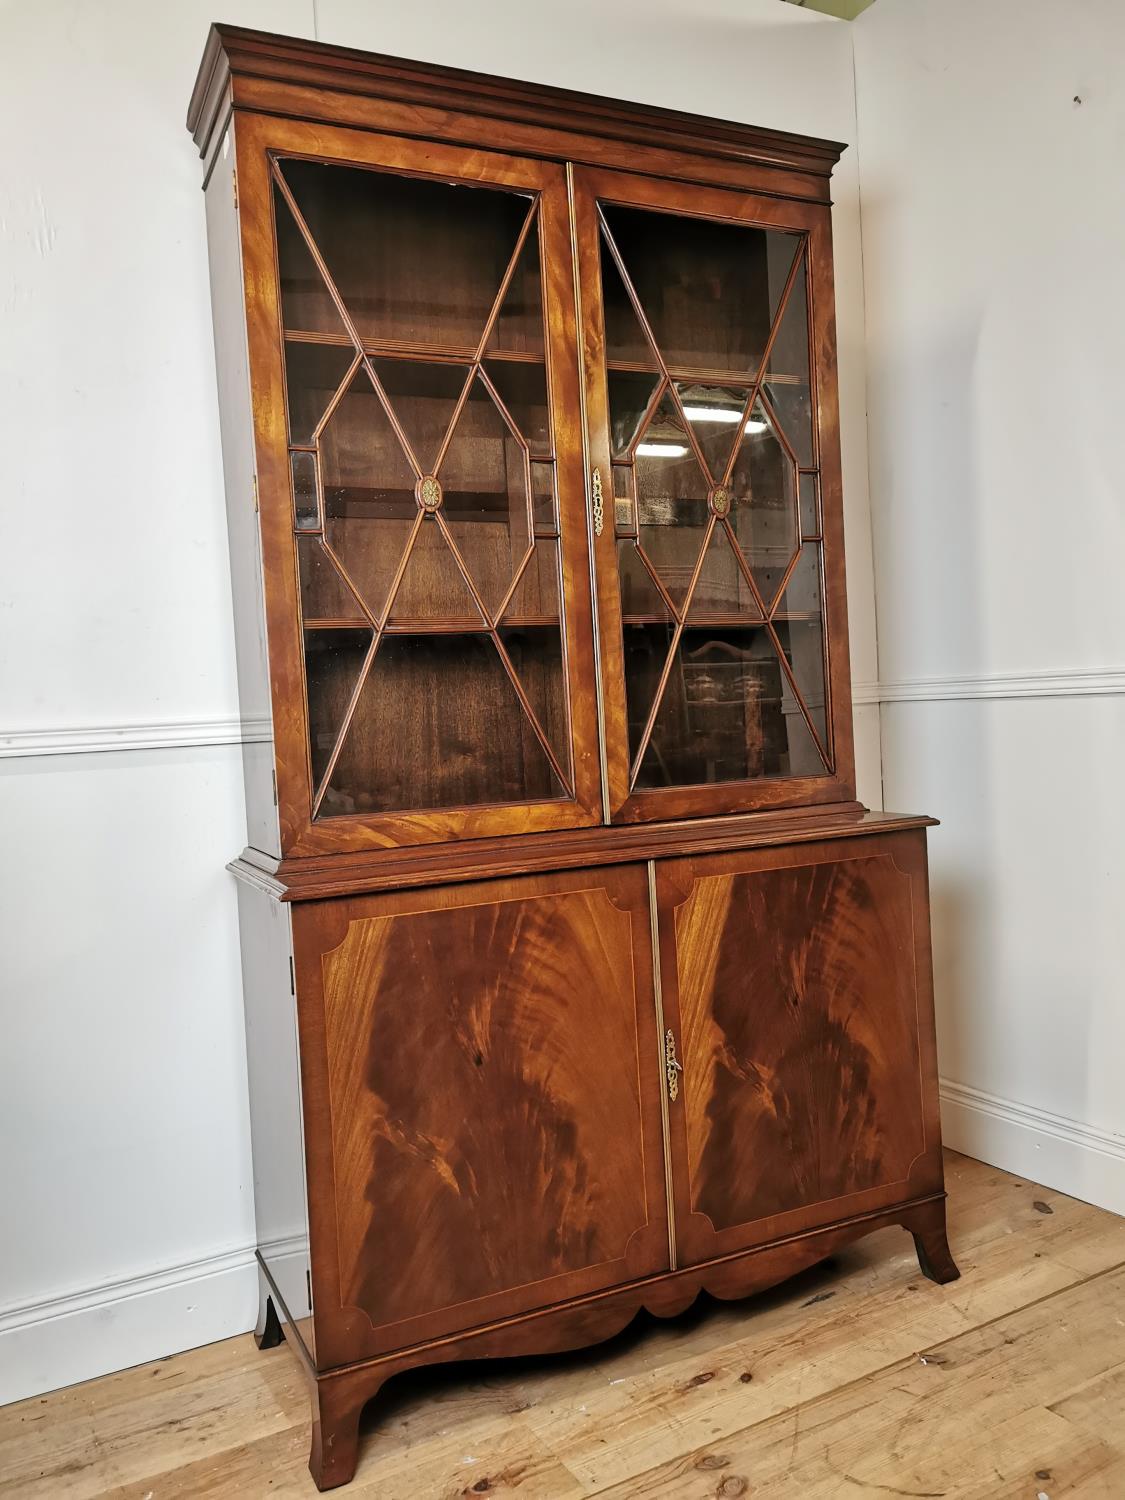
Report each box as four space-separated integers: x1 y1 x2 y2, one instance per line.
324 891 651 1315
680 856 921 1222
658 830 945 1266
593 1262 1125 1499
188 25 845 200
241 798 904 905
9 1156 1125 1499
291 864 670 1370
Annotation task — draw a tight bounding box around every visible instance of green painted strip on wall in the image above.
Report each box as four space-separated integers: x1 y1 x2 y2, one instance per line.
779 0 877 19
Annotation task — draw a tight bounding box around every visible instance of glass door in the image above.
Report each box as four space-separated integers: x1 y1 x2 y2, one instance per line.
236 118 601 853
572 166 855 824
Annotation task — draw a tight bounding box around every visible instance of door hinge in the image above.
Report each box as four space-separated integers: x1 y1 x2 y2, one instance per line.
252 474 259 512
288 955 295 995
306 1269 312 1311
271 768 278 806
232 168 238 211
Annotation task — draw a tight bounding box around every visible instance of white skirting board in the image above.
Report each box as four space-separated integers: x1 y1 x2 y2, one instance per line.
0 1246 258 1407
940 1079 1125 1219
0 1235 314 1407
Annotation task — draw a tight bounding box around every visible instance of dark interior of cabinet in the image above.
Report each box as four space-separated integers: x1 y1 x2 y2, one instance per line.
601 204 780 376
303 628 567 815
277 160 540 349
598 202 830 790
622 620 826 787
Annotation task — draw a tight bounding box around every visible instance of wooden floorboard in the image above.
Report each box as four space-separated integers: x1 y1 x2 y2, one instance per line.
3 1152 1125 1498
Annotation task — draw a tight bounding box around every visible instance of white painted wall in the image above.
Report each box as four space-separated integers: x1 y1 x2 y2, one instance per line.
0 0 877 1401
0 0 313 1407
854 0 1125 1209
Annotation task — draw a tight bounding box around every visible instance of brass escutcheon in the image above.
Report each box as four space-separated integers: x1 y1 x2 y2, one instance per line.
591 467 604 537
665 1028 683 1102
709 485 731 517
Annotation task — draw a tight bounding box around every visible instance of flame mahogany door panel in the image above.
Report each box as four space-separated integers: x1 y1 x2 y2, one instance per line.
654 830 944 1267
291 863 670 1369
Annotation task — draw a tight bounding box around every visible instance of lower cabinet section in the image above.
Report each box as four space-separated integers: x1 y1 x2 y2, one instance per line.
260 826 955 1488
290 863 672 1369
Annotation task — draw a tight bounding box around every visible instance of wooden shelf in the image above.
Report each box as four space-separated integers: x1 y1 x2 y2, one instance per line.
622 611 820 627
299 488 558 519
304 612 818 633
284 329 544 364
283 329 804 387
304 609 822 633
304 616 560 634
606 358 804 387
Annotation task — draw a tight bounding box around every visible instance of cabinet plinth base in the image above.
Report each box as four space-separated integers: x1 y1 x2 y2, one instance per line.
271 1193 958 1491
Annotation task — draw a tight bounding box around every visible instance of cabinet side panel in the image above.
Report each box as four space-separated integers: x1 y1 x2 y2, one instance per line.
204 132 280 857
236 879 312 1359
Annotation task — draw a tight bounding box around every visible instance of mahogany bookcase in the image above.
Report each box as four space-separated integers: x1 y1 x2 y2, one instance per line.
188 25 958 1489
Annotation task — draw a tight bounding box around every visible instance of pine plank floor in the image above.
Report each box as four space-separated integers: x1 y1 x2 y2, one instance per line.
4 1152 1125 1498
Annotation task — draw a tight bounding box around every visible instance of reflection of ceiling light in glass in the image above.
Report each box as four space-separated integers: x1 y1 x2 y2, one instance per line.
682 404 768 436
637 442 688 458
682 405 740 424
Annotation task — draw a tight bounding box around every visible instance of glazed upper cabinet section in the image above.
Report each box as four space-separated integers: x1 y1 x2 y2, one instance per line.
235 116 601 855
236 117 856 855
573 167 855 824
